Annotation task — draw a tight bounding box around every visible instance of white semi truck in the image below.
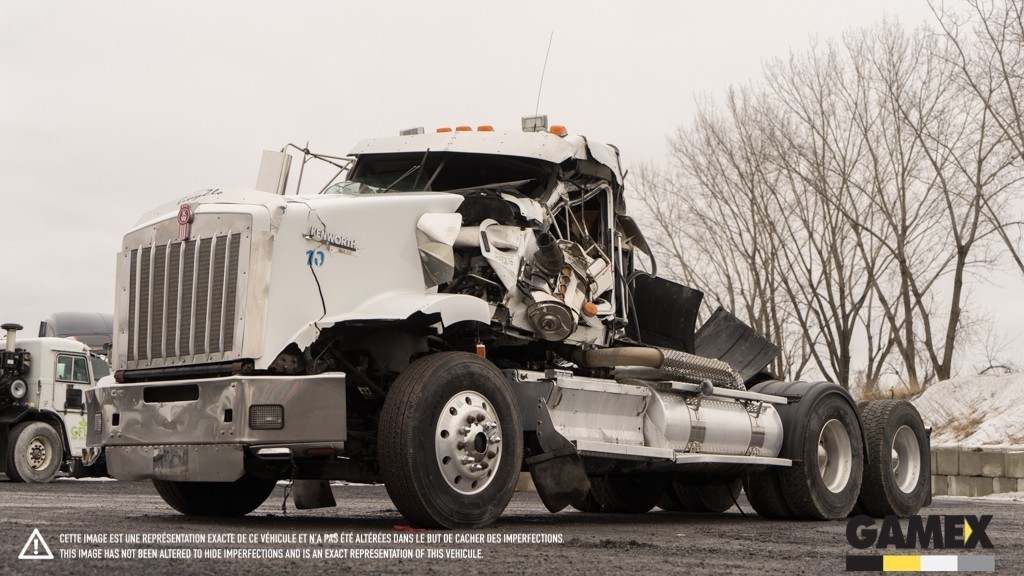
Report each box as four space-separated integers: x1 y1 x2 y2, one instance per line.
1 323 111 482
85 119 930 527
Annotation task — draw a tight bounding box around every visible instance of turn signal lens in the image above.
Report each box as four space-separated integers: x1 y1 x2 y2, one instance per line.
455 125 472 132
477 125 494 132
550 125 568 136
249 404 285 430
437 127 453 133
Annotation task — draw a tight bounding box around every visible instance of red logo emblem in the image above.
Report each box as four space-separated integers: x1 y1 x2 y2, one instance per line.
177 204 192 241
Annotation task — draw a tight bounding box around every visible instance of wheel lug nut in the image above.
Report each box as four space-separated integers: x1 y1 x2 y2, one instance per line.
457 442 466 450
466 415 475 425
459 426 471 435
488 436 501 445
479 461 489 470
487 451 496 459
476 414 486 423
483 422 497 431
461 457 475 465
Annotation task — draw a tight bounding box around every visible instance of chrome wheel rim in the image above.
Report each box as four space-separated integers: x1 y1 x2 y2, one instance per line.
434 391 502 495
817 419 853 493
891 425 921 493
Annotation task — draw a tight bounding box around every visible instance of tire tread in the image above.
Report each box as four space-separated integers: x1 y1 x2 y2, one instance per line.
856 400 929 517
744 468 792 519
7 421 62 483
776 394 863 519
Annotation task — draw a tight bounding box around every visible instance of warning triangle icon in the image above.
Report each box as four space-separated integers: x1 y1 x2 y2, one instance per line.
18 528 54 560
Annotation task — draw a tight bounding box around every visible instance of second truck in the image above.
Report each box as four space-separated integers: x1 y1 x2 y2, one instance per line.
85 118 930 527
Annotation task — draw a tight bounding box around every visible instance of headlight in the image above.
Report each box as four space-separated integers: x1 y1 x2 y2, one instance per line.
9 379 27 399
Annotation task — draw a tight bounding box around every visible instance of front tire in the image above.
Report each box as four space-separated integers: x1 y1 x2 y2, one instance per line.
379 352 523 529
856 400 929 517
7 421 63 483
152 475 276 516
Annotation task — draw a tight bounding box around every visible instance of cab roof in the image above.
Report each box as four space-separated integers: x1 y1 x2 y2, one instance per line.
349 131 624 185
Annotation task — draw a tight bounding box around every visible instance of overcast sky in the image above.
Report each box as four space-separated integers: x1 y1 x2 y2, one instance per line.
2 1 1019 371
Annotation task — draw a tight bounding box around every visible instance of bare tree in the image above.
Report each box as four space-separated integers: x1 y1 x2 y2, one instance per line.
759 40 889 389
931 0 1024 275
633 11 1023 390
632 92 811 380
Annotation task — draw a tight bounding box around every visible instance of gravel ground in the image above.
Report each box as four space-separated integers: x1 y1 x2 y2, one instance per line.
1 477 1021 575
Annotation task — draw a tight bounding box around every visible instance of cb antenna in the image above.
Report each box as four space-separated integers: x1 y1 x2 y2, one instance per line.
534 32 554 117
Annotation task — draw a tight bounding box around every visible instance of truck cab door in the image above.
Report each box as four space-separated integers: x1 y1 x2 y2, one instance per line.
54 353 91 452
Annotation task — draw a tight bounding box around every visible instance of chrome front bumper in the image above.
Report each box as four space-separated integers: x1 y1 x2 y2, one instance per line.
85 372 347 481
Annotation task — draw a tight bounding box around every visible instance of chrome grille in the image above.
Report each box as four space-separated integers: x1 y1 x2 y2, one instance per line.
126 232 243 364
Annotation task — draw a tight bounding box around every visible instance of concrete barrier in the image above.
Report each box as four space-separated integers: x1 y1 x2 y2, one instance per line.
931 448 1024 497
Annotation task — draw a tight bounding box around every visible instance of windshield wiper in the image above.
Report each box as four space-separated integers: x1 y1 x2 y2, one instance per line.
411 149 430 191
381 149 432 194
442 179 534 197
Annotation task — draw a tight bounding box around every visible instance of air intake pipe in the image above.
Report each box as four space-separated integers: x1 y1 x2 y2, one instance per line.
2 323 22 353
532 232 565 277
571 345 745 390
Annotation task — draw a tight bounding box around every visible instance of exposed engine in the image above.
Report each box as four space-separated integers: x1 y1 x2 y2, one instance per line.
416 180 619 348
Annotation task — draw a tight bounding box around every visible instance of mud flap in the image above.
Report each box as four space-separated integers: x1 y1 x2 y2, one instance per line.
527 448 590 513
628 274 703 353
292 479 337 510
695 307 780 382
527 400 590 513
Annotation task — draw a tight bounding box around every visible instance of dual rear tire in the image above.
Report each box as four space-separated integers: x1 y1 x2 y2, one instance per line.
856 400 930 517
745 395 929 520
658 478 742 513
572 474 667 513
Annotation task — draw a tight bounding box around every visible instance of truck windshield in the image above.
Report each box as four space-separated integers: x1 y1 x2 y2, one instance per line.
328 152 555 198
89 355 111 383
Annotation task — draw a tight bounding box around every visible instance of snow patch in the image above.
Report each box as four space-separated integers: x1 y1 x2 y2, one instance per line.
911 373 1024 448
972 491 1024 502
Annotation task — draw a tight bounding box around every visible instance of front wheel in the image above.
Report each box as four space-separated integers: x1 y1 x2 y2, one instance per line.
152 474 277 516
6 421 63 483
379 352 523 529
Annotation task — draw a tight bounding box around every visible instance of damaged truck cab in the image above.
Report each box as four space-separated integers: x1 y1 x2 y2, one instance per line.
86 119 931 527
